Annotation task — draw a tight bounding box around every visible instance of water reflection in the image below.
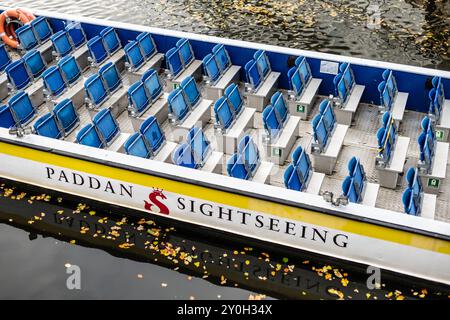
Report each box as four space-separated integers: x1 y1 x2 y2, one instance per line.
1 180 449 299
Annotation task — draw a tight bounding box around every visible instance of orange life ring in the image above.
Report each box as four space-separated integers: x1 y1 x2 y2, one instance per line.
0 8 36 48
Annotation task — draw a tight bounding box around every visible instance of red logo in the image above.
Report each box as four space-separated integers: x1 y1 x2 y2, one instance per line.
144 188 169 215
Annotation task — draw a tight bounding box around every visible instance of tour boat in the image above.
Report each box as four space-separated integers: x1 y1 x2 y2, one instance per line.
0 7 449 285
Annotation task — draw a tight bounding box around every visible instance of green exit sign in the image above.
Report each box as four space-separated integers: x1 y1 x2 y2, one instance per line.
436 130 445 141
296 105 305 113
427 178 440 189
173 83 179 90
273 148 282 157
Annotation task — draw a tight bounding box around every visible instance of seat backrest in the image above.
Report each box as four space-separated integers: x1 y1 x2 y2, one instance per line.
319 99 335 133
288 67 303 96
87 36 108 65
253 50 270 78
53 98 79 134
0 44 12 73
294 146 311 185
99 61 122 93
297 56 311 84
84 74 109 107
51 31 73 57
180 76 201 107
224 83 243 115
271 91 288 124
418 132 432 166
58 55 81 85
124 40 145 71
100 27 121 54
16 24 39 50
402 188 418 215
262 105 280 137
124 132 151 158
214 96 234 129
284 163 302 191
312 114 328 150
336 74 348 102
136 32 157 59
384 69 397 98
142 69 163 101
42 66 66 97
173 143 197 169
238 135 259 174
342 176 359 203
8 91 35 125
93 108 120 144
378 81 392 110
31 16 53 43
244 60 261 90
34 112 62 139
139 115 165 152
165 47 183 77
188 127 210 165
202 53 221 83
227 153 249 180
65 21 86 48
212 44 231 72
22 49 46 79
348 156 365 194
405 167 422 207
168 88 189 121
6 59 31 90
0 105 15 129
341 63 355 91
176 38 194 66
128 81 150 114
76 123 104 148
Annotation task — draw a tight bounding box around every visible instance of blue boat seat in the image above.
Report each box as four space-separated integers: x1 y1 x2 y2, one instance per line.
124 132 151 158
378 81 392 110
42 66 66 97
173 142 197 169
142 68 163 101
202 53 221 83
99 61 122 93
295 56 312 84
6 59 32 90
136 32 157 60
100 27 121 54
312 113 329 152
124 40 145 72
262 105 281 138
253 50 270 79
319 99 336 133
340 63 355 90
53 98 79 134
348 156 366 191
84 73 109 107
93 108 120 144
16 24 39 50
65 22 87 49
244 59 261 90
214 96 235 130
127 81 150 115
0 44 12 73
87 36 109 66
165 47 183 78
333 73 349 103
176 38 194 66
402 167 423 215
188 127 210 165
8 91 36 126
238 135 260 175
212 44 231 72
418 131 434 168
22 49 46 79
0 105 15 129
180 76 201 107
168 88 190 122
51 31 73 58
342 176 361 203
377 113 397 163
284 145 312 191
287 67 303 96
58 55 81 85
227 153 249 180
76 123 104 148
402 189 418 215
139 115 165 152
224 83 243 115
31 16 53 43
270 91 288 124
33 112 63 139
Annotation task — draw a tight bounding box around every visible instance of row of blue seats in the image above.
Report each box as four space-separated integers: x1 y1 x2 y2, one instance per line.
124 32 158 72
33 99 80 139
402 167 423 215
213 83 244 131
87 27 122 66
342 157 367 203
227 135 260 180
166 38 196 78
124 116 165 158
376 111 397 164
16 16 54 50
312 100 336 152
127 68 164 117
202 44 232 84
429 76 445 121
418 116 435 172
168 75 202 123
0 91 36 129
0 44 12 74
5 49 46 90
84 62 123 108
173 127 211 169
42 55 82 97
76 108 120 148
287 56 312 98
284 146 312 191
262 91 289 140
244 50 271 91
333 63 355 105
378 69 398 112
